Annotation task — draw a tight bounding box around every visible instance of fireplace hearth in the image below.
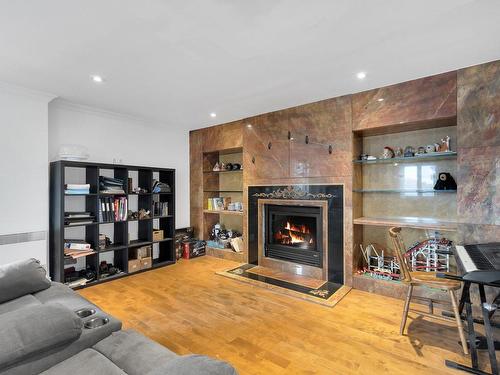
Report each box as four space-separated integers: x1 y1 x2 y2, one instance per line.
265 205 322 267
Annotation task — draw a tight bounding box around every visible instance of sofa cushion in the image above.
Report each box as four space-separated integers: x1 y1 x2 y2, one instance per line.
0 258 51 303
0 303 82 370
34 282 97 310
0 294 41 315
147 355 238 375
93 330 177 375
40 349 126 375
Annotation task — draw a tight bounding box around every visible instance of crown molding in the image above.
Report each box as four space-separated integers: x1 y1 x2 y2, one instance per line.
0 81 57 102
50 98 165 128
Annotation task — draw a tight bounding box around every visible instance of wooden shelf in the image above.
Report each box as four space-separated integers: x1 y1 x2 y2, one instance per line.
128 240 152 247
203 169 242 174
352 189 456 194
153 238 173 244
97 244 128 253
353 216 457 231
353 151 457 164
203 210 243 216
65 193 98 196
64 222 98 228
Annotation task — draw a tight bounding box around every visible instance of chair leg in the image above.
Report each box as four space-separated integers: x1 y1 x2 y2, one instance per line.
400 284 413 335
449 289 469 355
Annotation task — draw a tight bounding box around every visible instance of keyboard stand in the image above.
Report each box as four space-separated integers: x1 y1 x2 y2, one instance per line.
443 278 499 375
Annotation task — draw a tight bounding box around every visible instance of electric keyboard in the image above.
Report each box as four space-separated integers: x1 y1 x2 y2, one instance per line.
446 243 500 375
454 243 500 273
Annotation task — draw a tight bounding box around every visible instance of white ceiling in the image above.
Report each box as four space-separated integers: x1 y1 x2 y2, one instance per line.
1 0 499 130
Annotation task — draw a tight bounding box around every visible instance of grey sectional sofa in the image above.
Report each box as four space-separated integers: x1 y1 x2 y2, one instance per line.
0 259 237 375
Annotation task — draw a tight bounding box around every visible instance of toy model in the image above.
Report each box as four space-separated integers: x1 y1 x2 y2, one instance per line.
405 236 452 272
358 243 400 280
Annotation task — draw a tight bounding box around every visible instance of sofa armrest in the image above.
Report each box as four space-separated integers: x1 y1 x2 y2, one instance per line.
0 303 82 370
0 258 51 303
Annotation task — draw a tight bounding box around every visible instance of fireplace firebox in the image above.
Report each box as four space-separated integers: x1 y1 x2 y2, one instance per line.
265 205 323 267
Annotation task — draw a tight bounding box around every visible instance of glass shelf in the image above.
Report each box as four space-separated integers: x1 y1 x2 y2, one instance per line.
353 151 457 164
352 189 456 194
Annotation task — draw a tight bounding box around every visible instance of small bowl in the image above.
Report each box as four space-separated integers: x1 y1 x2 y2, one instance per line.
84 317 109 329
75 308 96 318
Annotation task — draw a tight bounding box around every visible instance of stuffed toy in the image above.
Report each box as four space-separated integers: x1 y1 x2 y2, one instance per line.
434 172 457 190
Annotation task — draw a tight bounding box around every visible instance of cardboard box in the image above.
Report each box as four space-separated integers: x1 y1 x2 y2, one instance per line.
182 240 206 259
137 245 151 259
140 257 152 269
128 259 141 273
152 230 164 242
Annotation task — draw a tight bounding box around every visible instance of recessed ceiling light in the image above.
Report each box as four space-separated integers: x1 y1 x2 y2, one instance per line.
210 112 217 118
356 71 366 80
377 98 384 102
90 75 104 83
246 124 252 128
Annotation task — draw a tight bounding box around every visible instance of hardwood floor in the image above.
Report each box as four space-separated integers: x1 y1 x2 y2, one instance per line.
79 256 477 375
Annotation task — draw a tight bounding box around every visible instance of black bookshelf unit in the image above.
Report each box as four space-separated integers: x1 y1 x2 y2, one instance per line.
49 160 176 289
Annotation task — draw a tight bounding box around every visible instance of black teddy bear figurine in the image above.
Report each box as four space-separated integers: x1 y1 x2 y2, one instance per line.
434 172 457 190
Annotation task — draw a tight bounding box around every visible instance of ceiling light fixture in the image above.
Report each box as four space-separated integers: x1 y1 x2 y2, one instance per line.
90 75 105 83
377 98 384 102
247 124 252 128
356 71 366 80
210 112 217 118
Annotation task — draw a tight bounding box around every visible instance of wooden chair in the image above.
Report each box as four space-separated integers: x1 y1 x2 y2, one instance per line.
389 227 468 354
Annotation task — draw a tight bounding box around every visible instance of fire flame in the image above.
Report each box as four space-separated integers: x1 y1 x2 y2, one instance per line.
276 221 314 245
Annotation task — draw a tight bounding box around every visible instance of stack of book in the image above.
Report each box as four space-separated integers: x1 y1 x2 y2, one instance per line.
153 201 168 217
64 240 95 259
99 197 127 222
99 176 125 194
64 212 95 226
65 183 90 195
207 197 230 211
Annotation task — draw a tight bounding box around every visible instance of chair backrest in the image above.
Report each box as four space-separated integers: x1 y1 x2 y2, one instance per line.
389 227 412 283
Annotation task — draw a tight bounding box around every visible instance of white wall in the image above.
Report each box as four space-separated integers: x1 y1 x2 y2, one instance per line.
0 83 55 266
48 99 190 228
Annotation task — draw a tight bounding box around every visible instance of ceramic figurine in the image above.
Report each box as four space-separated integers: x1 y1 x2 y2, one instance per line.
438 136 451 152
213 162 220 171
425 144 436 153
380 146 394 159
404 146 414 157
417 146 426 155
225 163 233 170
394 147 403 157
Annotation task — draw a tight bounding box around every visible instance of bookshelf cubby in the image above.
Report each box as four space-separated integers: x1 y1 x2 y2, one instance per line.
201 147 245 260
49 160 176 289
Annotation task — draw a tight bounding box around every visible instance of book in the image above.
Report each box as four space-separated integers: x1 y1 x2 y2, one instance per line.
65 189 90 195
65 220 94 226
65 211 92 218
64 240 91 250
65 184 90 190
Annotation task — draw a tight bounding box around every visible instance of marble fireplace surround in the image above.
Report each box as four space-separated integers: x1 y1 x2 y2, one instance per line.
248 185 344 284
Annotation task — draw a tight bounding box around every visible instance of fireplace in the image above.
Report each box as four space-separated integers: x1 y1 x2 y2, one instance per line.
248 185 344 283
265 205 322 267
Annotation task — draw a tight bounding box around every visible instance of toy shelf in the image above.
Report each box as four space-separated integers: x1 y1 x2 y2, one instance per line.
353 216 457 231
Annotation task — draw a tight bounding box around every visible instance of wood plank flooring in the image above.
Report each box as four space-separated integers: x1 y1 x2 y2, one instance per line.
79 256 477 375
